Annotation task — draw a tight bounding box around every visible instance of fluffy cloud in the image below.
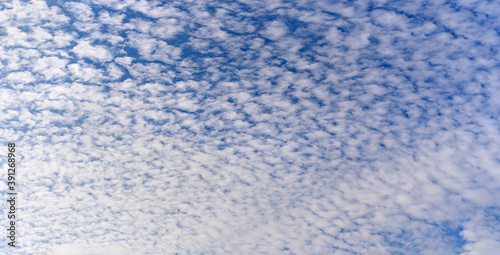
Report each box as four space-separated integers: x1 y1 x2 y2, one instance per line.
6 71 35 83
71 41 113 62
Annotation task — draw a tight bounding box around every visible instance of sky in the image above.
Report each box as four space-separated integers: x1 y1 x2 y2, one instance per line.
0 0 499 254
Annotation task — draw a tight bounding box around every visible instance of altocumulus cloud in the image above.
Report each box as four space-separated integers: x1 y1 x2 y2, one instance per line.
0 0 499 254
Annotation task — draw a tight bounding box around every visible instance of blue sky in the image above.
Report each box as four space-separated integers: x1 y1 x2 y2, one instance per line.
0 0 499 254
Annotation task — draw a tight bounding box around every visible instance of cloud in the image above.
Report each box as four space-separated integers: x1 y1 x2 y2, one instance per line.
33 56 68 80
71 41 113 62
261 20 288 40
0 0 499 254
65 2 94 22
6 71 35 83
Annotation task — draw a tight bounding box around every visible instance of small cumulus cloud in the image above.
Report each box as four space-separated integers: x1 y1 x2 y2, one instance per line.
71 41 113 62
261 20 288 40
6 71 35 83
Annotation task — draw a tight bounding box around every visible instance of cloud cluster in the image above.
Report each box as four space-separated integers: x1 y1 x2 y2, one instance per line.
0 0 499 254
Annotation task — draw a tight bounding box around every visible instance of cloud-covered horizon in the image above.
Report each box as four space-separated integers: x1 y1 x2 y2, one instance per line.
0 0 499 254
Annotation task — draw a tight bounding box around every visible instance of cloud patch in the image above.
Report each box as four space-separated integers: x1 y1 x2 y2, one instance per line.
71 41 113 62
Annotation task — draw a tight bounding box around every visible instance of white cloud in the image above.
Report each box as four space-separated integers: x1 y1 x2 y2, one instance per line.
6 71 35 83
71 41 113 62
126 32 181 63
261 20 288 40
2 0 500 254
33 56 68 80
65 2 94 22
68 62 104 82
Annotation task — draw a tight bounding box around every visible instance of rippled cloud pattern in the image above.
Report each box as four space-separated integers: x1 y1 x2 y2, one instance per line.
0 0 499 254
